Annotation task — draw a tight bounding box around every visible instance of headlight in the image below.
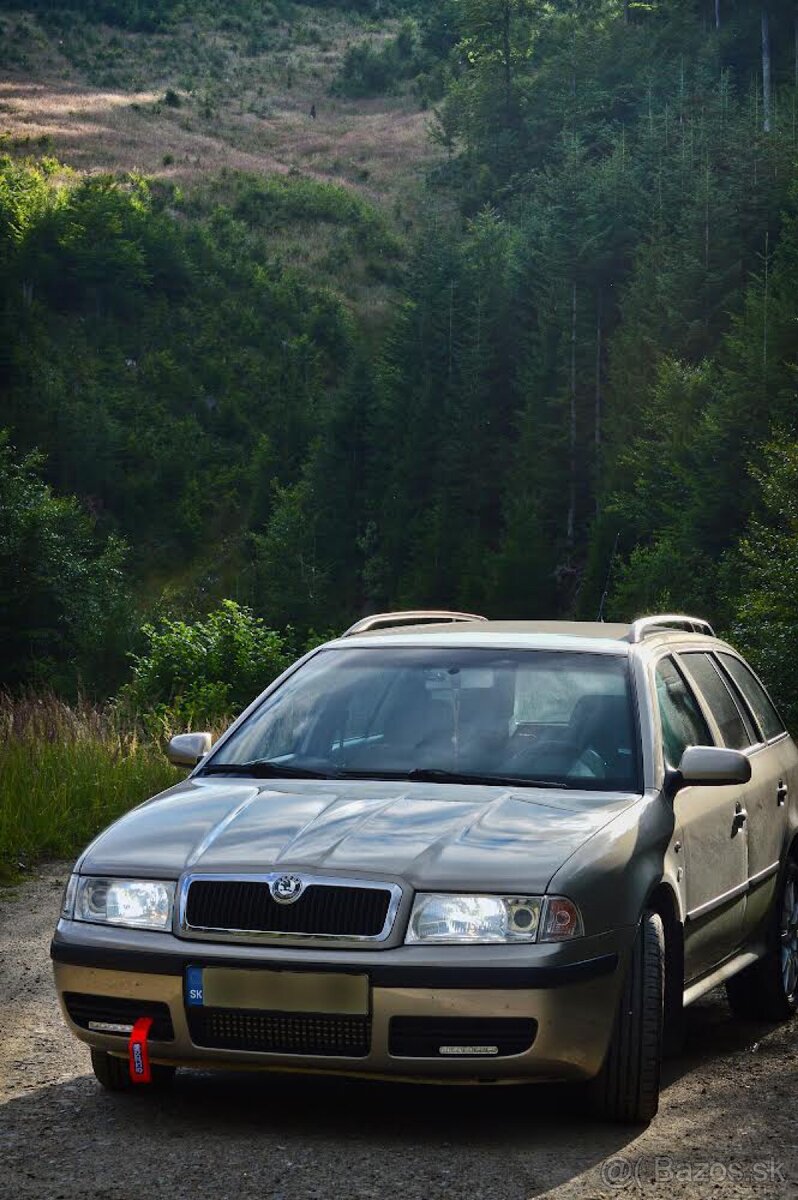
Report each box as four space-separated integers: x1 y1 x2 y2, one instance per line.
405 894 583 944
406 894 542 944
71 877 176 931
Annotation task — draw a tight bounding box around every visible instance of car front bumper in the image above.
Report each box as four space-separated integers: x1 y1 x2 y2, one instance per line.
51 921 634 1083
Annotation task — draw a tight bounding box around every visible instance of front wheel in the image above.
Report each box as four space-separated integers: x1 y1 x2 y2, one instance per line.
590 911 664 1124
726 856 798 1022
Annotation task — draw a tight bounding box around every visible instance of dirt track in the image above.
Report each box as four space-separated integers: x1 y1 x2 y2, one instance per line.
2 864 798 1199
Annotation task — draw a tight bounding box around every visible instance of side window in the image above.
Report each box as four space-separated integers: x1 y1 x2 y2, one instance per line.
655 657 713 769
718 654 786 742
681 653 754 751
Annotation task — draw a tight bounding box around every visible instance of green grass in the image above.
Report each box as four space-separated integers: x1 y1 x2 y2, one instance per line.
0 695 181 883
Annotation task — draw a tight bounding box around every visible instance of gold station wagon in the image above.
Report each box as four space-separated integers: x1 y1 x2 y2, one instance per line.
52 612 798 1123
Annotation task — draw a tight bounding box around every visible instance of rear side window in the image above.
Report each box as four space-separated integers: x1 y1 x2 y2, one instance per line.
681 653 754 751
718 654 786 742
655 657 712 768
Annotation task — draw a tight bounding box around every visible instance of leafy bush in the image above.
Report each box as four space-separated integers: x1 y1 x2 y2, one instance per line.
727 441 798 730
123 600 294 731
331 19 424 98
223 172 401 257
0 432 132 695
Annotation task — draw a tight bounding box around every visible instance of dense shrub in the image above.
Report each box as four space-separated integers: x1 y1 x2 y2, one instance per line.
123 600 293 730
225 172 400 257
727 442 798 730
0 432 131 695
331 19 423 98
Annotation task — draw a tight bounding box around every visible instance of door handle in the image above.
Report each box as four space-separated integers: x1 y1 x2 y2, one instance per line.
733 802 748 833
778 782 789 807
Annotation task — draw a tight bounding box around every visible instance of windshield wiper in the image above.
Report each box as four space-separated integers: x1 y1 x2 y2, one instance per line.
405 768 567 789
337 768 567 789
201 762 567 788
201 760 342 780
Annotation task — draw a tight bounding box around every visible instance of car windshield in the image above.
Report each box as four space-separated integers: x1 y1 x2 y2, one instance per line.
203 646 641 792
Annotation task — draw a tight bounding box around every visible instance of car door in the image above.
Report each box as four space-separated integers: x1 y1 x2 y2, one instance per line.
677 651 758 973
715 652 796 934
655 655 748 981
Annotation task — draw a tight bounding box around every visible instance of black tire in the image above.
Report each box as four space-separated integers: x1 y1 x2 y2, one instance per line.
662 919 686 1059
90 1048 176 1093
590 911 664 1124
726 856 798 1023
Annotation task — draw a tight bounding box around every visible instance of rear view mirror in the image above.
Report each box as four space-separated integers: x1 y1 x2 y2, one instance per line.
675 746 752 790
167 732 212 768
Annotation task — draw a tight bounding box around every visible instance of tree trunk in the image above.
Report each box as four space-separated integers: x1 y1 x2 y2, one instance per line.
762 7 772 134
595 294 602 519
705 161 711 270
763 229 770 381
503 1 513 123
567 281 577 551
715 0 720 30
794 16 798 146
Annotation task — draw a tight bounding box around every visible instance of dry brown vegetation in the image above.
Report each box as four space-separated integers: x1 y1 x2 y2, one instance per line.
0 692 181 881
0 6 440 207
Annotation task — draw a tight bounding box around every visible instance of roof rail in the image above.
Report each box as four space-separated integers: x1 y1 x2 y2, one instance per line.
628 614 716 643
343 611 488 637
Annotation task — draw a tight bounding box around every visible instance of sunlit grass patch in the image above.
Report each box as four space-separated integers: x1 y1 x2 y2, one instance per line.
0 693 181 883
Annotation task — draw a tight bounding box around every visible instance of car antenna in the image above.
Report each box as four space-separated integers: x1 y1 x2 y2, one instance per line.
597 532 620 623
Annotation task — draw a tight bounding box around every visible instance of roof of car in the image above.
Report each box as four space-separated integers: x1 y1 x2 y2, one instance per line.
358 620 634 639
330 619 723 656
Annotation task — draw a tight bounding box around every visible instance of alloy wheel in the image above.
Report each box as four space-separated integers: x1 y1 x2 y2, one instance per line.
780 874 798 999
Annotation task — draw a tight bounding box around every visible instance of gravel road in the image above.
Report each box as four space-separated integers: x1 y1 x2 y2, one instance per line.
3 864 798 1200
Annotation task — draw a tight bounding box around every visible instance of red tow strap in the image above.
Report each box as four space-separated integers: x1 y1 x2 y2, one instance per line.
128 1016 154 1084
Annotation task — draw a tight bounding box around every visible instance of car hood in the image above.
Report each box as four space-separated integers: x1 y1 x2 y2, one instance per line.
79 778 640 893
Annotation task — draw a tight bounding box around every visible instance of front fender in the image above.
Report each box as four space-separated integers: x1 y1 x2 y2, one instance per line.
547 792 678 935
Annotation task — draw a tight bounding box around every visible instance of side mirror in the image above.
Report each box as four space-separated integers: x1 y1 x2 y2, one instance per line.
167 732 213 768
671 746 752 793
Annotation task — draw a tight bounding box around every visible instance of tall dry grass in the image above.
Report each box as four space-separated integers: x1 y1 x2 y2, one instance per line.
0 692 181 882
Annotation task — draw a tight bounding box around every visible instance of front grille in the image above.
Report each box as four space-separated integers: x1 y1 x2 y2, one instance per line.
185 879 392 938
63 993 174 1040
389 1017 536 1059
188 1007 371 1057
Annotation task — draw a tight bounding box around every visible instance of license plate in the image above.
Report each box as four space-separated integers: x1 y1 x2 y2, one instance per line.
185 966 369 1015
